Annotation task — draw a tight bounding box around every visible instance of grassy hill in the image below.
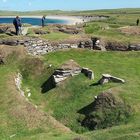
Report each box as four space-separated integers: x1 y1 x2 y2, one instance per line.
1 45 140 139
0 8 140 16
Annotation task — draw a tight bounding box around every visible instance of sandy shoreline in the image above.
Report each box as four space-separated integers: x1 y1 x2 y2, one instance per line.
0 15 83 25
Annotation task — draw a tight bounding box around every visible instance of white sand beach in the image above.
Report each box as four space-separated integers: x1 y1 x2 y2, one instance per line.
46 15 83 25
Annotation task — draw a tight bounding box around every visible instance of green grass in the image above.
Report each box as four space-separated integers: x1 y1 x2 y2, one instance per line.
42 32 70 41
0 33 9 38
0 52 79 140
19 49 140 139
84 21 140 44
27 27 71 41
1 48 140 139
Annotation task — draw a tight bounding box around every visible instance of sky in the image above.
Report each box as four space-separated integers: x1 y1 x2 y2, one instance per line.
0 0 140 11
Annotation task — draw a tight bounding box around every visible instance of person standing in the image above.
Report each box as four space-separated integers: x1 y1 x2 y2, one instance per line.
41 16 46 27
13 16 21 35
136 18 139 26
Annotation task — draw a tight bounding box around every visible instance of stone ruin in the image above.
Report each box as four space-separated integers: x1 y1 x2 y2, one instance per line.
33 28 50 35
52 60 81 85
81 67 94 80
24 38 52 55
0 36 140 56
59 26 82 34
41 59 96 92
52 60 94 85
24 38 78 55
99 74 125 85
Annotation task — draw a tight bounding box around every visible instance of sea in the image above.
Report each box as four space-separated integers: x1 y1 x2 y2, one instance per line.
0 17 69 26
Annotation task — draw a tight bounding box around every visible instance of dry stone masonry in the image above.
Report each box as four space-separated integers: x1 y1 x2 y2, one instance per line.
24 38 79 55
0 37 140 56
52 60 81 85
51 60 95 85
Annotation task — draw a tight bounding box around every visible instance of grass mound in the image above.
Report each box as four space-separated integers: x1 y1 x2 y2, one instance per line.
79 91 131 130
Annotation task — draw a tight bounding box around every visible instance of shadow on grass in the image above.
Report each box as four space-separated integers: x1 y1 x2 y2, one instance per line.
6 31 16 36
41 76 56 94
89 82 100 87
77 102 94 115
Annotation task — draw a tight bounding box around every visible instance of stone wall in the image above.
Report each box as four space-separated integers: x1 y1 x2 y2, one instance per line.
0 37 140 56
24 38 79 55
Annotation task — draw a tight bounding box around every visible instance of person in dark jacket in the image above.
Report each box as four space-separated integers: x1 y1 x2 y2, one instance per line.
13 16 21 35
41 16 46 27
136 18 139 26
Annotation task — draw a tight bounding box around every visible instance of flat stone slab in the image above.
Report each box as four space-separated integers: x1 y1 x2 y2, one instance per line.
99 74 125 85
